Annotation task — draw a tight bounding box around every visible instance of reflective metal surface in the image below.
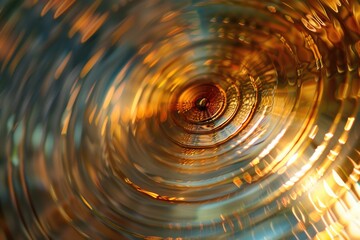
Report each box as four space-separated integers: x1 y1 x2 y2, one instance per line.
0 0 360 239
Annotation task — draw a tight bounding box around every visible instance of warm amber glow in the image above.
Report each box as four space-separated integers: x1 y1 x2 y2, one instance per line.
0 0 359 239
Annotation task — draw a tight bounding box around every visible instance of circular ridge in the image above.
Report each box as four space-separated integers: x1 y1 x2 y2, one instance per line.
0 0 360 239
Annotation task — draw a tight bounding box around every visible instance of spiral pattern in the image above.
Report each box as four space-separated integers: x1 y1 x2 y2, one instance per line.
1 0 360 239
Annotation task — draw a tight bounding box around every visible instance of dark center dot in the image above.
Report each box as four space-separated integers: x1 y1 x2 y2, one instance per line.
195 97 208 111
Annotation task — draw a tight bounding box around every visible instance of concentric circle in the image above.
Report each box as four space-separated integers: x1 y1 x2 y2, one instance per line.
1 0 360 239
174 82 226 124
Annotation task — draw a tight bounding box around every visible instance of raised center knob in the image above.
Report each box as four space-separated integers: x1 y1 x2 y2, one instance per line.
195 97 208 111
